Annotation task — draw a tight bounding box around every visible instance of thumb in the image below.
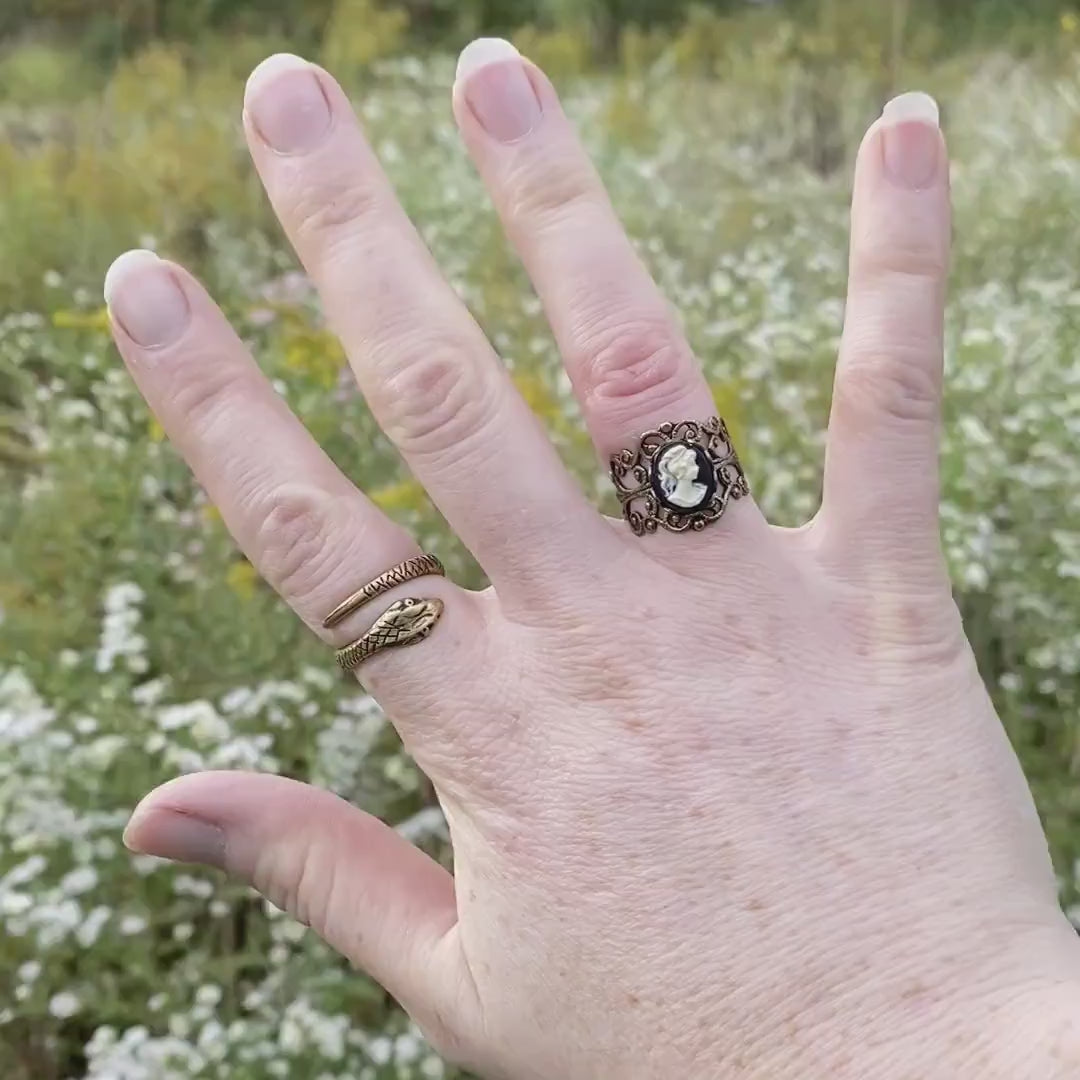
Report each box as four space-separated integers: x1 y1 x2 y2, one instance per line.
124 771 468 1042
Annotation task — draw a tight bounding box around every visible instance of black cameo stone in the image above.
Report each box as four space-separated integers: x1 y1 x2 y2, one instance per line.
649 441 717 513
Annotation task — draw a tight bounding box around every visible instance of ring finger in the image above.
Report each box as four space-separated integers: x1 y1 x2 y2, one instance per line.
452 39 766 542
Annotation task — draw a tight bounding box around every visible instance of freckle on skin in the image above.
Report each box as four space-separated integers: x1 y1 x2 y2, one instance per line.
746 897 766 911
898 599 924 635
573 658 637 707
722 610 759 651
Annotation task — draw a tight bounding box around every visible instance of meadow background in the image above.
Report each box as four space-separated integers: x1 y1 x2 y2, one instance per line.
3 0 1080 1076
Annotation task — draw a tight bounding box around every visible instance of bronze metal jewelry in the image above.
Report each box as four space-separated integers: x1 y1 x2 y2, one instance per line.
610 417 749 536
322 553 444 630
334 597 444 671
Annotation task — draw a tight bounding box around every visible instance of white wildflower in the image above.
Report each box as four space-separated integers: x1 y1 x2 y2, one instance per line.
95 583 147 673
280 1017 304 1053
420 1056 446 1078
194 984 223 1008
61 866 99 896
368 1035 393 1065
172 874 214 899
57 398 96 422
48 991 81 1018
0 892 32 916
76 905 111 947
131 677 168 706
17 961 41 984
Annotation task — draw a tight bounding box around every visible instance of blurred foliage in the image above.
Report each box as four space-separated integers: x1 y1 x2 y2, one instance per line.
321 0 410 77
3 0 1080 59
4 0 1080 1077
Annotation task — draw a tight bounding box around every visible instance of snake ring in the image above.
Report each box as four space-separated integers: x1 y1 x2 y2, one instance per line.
333 596 445 672
323 553 447 672
322 553 444 629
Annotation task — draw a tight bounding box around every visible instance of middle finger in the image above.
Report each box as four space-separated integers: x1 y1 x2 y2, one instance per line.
452 40 722 466
242 55 608 601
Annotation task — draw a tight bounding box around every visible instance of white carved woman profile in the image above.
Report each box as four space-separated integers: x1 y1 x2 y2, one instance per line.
656 443 708 509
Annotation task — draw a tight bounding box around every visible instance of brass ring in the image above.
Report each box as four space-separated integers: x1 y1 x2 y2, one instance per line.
322 553 444 629
609 417 749 536
334 597 444 671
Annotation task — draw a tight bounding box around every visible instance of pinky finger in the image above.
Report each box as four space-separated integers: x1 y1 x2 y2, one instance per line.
821 93 950 584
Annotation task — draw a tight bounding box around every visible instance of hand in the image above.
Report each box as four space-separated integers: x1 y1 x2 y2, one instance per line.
109 41 1080 1079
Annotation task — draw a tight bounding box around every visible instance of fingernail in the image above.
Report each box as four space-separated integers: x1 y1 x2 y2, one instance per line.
104 250 191 348
245 53 331 154
880 92 941 189
456 38 541 143
124 808 227 870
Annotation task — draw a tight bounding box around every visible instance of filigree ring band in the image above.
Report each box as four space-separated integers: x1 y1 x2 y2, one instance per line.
334 597 445 672
609 417 749 536
322 553 444 630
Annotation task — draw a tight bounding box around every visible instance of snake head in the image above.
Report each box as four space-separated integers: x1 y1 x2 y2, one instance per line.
382 597 444 640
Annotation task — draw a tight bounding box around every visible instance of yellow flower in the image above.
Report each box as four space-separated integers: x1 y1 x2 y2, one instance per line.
284 341 310 370
709 379 745 449
370 478 426 513
225 560 258 600
148 417 166 442
200 503 221 524
51 307 111 332
1063 11 1079 33
283 328 345 389
513 371 560 422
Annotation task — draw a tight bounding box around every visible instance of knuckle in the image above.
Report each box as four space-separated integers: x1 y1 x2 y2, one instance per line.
288 170 380 254
504 147 596 226
249 483 340 601
578 315 693 417
835 343 942 426
252 840 319 928
376 339 497 457
854 235 948 285
168 362 249 437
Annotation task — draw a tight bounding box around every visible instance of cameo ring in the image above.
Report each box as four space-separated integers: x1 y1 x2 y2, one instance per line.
609 417 749 535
